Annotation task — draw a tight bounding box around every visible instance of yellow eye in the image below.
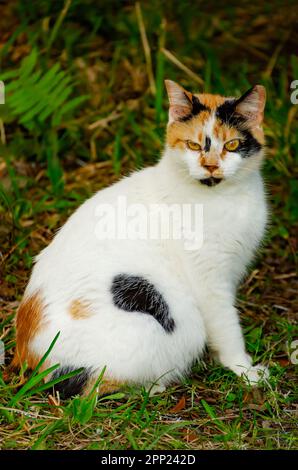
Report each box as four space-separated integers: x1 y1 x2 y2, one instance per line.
224 139 240 152
186 141 201 151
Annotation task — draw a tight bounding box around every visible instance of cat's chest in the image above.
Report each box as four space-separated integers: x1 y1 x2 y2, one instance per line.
174 184 267 281
195 179 265 239
203 196 254 240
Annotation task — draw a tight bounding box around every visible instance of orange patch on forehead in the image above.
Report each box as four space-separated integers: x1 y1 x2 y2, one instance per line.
12 291 46 370
167 110 210 148
69 299 92 319
213 120 239 142
195 93 226 110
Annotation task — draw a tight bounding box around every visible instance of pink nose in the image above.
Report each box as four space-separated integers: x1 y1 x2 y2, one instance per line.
203 163 219 173
200 155 219 173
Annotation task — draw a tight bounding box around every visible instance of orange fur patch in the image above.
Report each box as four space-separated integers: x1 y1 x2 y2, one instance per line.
12 291 45 370
213 121 239 143
69 299 92 319
251 126 265 145
195 93 226 110
167 110 210 149
98 378 123 395
84 377 123 396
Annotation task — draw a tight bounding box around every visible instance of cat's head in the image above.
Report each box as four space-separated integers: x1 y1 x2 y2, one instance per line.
165 80 266 186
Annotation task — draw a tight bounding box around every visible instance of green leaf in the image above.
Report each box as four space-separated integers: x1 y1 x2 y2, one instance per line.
3 49 84 130
9 332 61 406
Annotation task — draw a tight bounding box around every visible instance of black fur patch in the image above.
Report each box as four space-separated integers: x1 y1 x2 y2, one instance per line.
237 129 262 158
216 99 244 128
111 274 175 333
204 136 211 152
180 94 210 122
216 99 262 158
51 366 90 399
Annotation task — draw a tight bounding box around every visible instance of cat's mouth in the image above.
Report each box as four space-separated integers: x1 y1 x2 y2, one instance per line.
200 177 223 187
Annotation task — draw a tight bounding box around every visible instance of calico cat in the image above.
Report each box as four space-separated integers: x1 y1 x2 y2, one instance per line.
12 80 269 398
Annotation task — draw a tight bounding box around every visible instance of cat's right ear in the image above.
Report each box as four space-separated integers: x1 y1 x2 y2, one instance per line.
164 80 193 123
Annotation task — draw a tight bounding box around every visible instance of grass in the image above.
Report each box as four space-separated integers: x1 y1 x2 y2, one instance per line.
0 0 297 450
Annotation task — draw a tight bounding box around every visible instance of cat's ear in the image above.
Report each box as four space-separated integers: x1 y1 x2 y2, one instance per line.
164 80 193 123
235 85 266 125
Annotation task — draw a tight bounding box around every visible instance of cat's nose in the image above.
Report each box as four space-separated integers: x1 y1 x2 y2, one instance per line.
203 164 219 173
200 156 219 173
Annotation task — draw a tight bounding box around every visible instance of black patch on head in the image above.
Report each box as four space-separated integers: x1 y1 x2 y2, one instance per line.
192 95 209 116
216 99 262 158
179 94 210 122
51 366 91 399
111 274 175 333
216 99 245 128
204 136 211 152
200 177 222 187
237 129 262 158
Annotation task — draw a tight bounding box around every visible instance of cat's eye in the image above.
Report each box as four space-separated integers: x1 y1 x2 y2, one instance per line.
224 139 240 152
186 141 201 151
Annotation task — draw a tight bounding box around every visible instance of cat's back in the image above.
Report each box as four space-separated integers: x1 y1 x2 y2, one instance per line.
25 164 162 296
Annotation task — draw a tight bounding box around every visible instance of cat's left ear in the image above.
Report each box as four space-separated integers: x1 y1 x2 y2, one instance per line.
164 79 194 123
235 85 266 125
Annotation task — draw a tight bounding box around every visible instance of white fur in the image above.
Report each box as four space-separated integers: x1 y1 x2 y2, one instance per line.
24 122 269 389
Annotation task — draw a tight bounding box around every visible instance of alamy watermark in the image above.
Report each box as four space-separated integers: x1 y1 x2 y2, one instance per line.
94 196 204 251
0 81 5 104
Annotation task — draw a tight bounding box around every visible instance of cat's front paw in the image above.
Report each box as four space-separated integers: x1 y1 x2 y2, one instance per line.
240 364 269 386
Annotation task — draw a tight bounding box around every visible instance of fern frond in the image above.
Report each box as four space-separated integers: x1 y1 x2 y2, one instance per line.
2 49 88 130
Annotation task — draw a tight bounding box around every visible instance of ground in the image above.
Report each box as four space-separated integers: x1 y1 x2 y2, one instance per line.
0 0 297 450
